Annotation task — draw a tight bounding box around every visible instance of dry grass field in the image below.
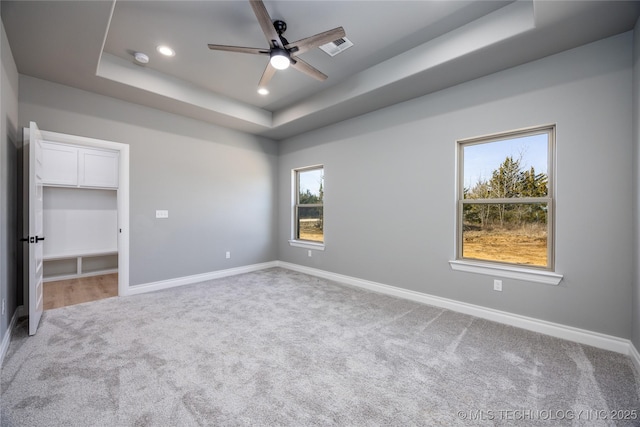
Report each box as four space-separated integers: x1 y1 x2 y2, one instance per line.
299 219 323 242
298 218 546 266
463 227 547 267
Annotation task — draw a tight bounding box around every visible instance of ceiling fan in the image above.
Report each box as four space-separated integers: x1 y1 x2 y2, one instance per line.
207 0 346 90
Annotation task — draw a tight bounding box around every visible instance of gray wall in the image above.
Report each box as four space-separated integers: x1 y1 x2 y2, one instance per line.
633 17 640 348
19 76 279 287
279 32 634 339
8 24 639 345
0 19 19 343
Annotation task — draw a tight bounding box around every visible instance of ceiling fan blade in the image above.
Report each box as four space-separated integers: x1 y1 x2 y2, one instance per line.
286 27 346 55
290 57 327 81
249 0 281 48
207 44 270 55
258 62 277 88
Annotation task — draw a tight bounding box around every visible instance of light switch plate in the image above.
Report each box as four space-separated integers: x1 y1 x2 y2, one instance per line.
156 210 169 219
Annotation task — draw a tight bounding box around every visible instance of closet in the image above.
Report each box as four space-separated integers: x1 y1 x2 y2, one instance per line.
40 141 119 282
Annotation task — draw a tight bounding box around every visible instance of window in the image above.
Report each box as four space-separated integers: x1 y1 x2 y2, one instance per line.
293 165 324 245
457 125 555 270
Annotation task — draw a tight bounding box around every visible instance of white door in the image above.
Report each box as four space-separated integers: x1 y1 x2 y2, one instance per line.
28 121 45 335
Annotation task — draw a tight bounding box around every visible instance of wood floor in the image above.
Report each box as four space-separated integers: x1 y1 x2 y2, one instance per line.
44 274 118 310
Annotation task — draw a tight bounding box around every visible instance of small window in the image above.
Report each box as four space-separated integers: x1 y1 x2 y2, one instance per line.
457 125 554 269
294 165 324 244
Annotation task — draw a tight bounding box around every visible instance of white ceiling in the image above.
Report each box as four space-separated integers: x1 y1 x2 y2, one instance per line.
2 1 639 140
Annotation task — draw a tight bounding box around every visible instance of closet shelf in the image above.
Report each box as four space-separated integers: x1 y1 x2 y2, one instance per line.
43 250 118 282
44 249 118 261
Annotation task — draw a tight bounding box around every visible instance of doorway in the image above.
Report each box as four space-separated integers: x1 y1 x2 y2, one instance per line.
24 125 129 331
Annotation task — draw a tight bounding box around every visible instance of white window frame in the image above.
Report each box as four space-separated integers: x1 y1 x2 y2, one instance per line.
449 125 562 285
289 165 325 251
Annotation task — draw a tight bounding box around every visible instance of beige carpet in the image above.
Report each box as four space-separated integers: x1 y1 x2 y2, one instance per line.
2 268 639 426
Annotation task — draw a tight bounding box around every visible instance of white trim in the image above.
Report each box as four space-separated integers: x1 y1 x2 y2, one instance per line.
630 342 640 377
1 309 19 367
291 164 324 246
277 261 629 355
454 124 558 277
124 261 279 296
288 240 325 251
449 260 563 285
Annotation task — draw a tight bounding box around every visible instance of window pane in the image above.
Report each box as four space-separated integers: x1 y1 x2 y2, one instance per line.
298 169 324 204
462 203 548 267
463 134 548 199
297 206 323 242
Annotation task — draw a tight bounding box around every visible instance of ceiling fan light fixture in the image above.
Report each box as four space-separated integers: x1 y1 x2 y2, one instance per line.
270 49 290 70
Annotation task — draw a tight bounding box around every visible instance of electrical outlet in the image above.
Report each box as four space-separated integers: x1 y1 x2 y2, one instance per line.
308 250 312 257
2 298 5 316
493 279 503 292
225 251 231 259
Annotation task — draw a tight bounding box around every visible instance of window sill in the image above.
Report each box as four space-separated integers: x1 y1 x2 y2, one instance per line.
448 260 563 285
289 240 325 251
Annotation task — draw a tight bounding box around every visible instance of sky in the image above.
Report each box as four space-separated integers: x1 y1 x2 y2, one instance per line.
462 133 548 190
299 168 323 196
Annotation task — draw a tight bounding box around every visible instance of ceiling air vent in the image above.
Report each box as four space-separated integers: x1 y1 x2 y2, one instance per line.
319 37 353 57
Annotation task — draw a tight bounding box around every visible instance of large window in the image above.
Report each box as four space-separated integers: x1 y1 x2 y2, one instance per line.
294 165 324 244
457 125 554 269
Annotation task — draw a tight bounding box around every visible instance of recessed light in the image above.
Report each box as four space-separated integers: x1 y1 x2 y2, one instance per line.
257 87 269 95
156 45 175 57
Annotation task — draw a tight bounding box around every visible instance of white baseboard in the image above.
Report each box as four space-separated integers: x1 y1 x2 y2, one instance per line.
276 261 633 356
1 309 19 367
111 259 638 366
630 342 640 376
125 261 279 296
